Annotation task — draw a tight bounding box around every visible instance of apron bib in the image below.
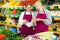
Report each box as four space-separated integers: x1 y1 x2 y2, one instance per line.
34 10 48 34
20 11 33 35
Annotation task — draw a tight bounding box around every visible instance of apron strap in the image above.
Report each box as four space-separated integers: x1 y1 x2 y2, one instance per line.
25 11 26 14
38 10 39 14
43 9 45 14
38 9 45 14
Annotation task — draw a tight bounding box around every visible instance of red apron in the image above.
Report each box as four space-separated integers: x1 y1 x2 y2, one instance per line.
20 11 33 35
34 10 48 34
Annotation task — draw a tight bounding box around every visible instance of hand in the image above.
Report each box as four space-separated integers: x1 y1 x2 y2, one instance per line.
36 18 43 21
23 20 27 24
32 18 36 23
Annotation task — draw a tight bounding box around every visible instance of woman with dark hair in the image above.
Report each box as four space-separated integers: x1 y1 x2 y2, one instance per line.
18 4 35 35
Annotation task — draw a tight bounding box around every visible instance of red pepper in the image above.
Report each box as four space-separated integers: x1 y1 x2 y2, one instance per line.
19 0 38 6
12 9 17 15
19 2 26 6
0 34 6 40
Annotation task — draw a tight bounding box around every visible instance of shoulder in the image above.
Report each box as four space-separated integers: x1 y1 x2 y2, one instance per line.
44 9 51 16
44 9 50 13
31 11 34 13
21 11 25 13
44 10 51 15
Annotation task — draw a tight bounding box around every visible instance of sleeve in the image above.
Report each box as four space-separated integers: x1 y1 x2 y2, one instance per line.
18 12 25 25
43 10 52 25
25 22 34 27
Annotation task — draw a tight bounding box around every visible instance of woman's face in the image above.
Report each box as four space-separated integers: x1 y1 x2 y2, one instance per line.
35 4 40 10
34 1 43 10
26 5 31 12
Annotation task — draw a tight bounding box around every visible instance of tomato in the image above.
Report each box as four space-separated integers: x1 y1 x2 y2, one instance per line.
19 0 38 6
12 9 17 15
19 2 26 6
0 34 6 40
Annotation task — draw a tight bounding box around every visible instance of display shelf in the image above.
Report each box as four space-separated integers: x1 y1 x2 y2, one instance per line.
5 22 20 33
8 14 20 18
49 23 60 39
52 16 60 21
0 21 20 28
46 5 60 10
0 13 5 17
0 21 5 25
6 23 20 28
0 13 20 19
48 26 60 40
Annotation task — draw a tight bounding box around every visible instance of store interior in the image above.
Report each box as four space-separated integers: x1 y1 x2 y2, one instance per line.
0 0 60 40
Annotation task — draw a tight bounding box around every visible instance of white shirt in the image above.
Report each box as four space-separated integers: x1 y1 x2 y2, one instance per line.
18 11 35 27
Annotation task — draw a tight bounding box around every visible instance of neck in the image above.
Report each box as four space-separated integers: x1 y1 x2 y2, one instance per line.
37 8 43 11
27 10 31 12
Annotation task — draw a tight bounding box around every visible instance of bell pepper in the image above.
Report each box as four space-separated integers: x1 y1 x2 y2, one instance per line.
12 9 17 15
0 34 6 40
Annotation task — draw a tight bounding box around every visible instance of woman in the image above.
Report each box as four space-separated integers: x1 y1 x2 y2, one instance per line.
32 1 52 34
18 4 35 35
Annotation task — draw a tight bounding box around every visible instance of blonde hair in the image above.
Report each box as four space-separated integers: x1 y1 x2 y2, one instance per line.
34 0 45 9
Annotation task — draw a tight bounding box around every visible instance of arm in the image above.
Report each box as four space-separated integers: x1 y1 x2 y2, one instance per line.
42 10 52 25
35 10 52 25
25 12 35 27
18 12 25 25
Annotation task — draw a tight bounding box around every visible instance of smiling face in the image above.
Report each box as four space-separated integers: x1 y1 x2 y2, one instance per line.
35 4 40 10
34 1 45 10
26 4 31 12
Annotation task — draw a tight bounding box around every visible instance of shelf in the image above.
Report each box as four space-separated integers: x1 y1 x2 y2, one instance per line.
52 16 60 21
6 23 20 28
0 13 20 18
0 13 5 17
0 20 20 28
0 21 5 25
52 16 60 18
8 14 20 18
48 26 60 34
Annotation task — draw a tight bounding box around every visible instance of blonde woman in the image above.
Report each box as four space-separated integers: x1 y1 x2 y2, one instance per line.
32 1 52 34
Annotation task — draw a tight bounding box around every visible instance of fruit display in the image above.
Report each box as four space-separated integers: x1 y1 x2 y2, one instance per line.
0 34 6 40
8 8 12 14
19 0 38 6
8 0 19 6
24 35 43 40
17 7 21 15
3 0 38 6
48 23 60 35
36 32 54 40
51 23 60 29
0 26 24 40
12 8 17 15
23 32 58 40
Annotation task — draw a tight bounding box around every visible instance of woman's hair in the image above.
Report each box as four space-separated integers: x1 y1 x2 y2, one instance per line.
34 0 45 9
25 4 31 8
